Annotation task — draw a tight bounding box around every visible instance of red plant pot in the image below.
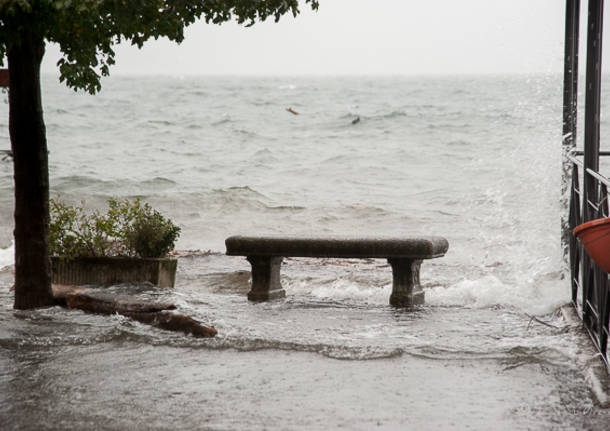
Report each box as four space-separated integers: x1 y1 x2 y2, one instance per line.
573 217 610 272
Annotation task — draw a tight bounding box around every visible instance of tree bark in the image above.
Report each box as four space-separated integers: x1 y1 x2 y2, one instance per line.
8 30 54 309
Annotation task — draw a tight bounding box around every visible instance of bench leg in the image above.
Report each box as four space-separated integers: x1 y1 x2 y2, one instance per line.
246 256 286 301
387 258 424 307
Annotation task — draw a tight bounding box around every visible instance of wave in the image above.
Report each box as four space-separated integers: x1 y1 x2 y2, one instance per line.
0 318 162 350
232 128 259 138
426 122 472 130
220 186 269 200
203 186 273 211
265 205 306 212
253 148 273 157
0 240 13 269
313 205 393 220
380 110 408 119
54 174 107 189
335 110 407 123
185 123 203 129
426 274 569 316
189 90 208 97
338 112 362 120
141 177 177 187
211 117 232 126
51 175 153 198
0 320 575 364
147 119 175 126
133 333 408 360
251 147 279 163
446 139 472 147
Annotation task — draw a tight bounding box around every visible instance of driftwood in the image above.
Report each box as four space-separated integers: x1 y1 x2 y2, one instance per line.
52 284 217 338
122 311 217 338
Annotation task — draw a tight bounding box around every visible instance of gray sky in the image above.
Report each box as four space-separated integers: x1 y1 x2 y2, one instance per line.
42 0 570 76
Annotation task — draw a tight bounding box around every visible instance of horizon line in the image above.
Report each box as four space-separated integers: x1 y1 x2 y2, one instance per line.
41 71 565 79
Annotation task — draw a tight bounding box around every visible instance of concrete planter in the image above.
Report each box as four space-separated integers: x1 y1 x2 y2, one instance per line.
51 256 177 287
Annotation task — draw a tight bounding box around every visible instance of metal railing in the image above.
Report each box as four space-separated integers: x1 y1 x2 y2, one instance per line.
567 150 610 368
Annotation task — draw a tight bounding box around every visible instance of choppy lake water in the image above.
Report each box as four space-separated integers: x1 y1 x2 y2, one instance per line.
1 75 610 429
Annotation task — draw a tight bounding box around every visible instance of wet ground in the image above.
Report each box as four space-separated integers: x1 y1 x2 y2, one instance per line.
2 255 610 430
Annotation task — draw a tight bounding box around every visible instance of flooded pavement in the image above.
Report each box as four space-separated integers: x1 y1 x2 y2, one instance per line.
1 255 610 430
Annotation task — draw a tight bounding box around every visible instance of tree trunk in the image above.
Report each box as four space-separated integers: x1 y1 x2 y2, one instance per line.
8 31 54 309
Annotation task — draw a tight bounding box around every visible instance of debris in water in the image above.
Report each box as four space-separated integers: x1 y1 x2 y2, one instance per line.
52 284 217 338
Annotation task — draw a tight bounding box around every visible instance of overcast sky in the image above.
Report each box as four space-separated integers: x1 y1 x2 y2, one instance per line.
42 0 578 76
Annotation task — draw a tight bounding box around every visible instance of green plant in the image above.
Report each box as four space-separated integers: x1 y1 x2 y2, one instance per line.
125 203 182 258
49 198 180 259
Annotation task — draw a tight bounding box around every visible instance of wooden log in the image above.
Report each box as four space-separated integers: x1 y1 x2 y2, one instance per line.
123 311 218 338
52 284 83 304
63 291 176 315
52 284 217 338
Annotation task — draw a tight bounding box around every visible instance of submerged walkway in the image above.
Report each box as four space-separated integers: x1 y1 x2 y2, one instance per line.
2 255 610 429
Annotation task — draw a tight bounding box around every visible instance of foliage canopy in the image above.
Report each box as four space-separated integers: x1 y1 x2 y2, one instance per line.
0 0 319 93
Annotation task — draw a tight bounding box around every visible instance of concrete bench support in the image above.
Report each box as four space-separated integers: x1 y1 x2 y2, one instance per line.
226 235 448 308
388 258 423 306
246 256 286 301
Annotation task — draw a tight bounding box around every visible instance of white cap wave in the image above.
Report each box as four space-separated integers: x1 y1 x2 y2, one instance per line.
0 241 14 270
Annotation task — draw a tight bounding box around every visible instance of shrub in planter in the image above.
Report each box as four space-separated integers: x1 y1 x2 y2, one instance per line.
50 198 180 259
49 198 181 287
125 209 181 258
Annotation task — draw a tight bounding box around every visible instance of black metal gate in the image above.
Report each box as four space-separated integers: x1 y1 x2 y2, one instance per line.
562 0 610 369
567 152 610 367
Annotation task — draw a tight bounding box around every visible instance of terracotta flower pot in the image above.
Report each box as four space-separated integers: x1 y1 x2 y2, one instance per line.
573 217 610 272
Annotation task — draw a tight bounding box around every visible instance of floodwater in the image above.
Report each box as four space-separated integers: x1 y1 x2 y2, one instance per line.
1 75 610 429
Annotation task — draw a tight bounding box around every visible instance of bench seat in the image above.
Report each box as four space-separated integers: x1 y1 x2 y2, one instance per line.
225 236 448 259
225 235 449 307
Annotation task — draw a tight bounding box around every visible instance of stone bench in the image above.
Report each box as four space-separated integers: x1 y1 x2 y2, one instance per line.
225 235 449 307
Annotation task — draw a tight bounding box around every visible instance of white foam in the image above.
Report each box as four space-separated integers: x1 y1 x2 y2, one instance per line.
307 279 391 305
0 241 14 270
289 270 570 315
586 367 610 407
427 273 570 316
